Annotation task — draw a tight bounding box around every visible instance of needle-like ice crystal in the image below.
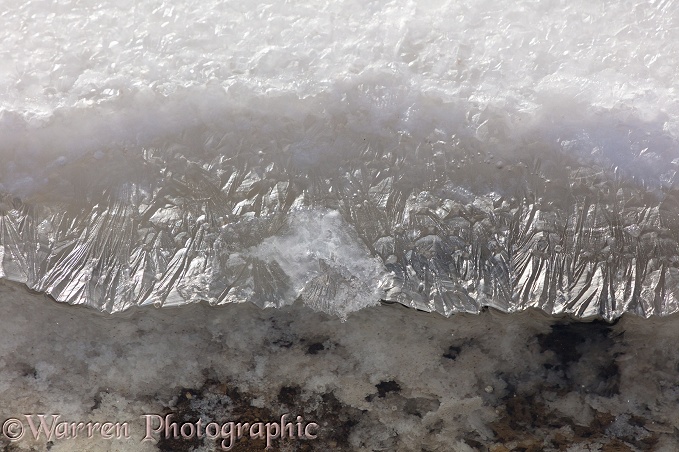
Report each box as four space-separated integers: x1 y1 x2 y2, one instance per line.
1 0 679 319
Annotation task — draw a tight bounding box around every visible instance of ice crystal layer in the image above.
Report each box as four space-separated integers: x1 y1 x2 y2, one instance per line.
1 0 679 319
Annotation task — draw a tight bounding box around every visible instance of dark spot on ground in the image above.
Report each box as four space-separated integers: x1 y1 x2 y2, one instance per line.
306 342 325 355
537 320 621 397
463 436 486 451
273 338 293 348
91 392 102 411
538 323 589 365
375 380 401 398
443 345 462 360
278 385 301 406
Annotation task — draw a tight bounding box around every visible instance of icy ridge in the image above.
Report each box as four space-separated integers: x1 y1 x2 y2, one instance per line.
1 0 679 318
2 95 679 319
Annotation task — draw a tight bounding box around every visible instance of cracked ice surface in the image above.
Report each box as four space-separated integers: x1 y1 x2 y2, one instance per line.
1 0 679 318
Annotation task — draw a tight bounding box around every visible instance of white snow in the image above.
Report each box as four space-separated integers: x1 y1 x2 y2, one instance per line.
1 0 678 196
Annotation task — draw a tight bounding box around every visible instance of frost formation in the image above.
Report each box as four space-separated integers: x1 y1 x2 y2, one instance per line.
1 0 679 319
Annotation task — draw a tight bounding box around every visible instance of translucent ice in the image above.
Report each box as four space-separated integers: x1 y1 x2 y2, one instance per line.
1 0 679 319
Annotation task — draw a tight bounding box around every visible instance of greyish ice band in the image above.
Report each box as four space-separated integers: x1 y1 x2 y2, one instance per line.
1 0 678 320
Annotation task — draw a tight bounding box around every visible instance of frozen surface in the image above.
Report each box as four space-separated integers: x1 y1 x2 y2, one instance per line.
1 281 679 451
2 0 679 318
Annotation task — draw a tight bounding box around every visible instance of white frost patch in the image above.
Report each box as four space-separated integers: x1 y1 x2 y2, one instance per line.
249 209 386 318
1 0 678 195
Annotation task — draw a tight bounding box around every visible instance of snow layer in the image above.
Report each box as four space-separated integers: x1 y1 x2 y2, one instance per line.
3 0 679 192
1 0 679 317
